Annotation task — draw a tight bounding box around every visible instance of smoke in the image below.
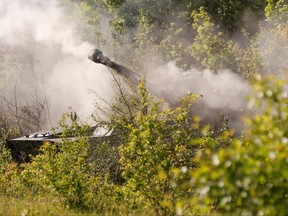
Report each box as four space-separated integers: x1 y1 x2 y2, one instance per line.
0 0 250 133
147 62 249 132
144 9 287 133
1 0 285 135
0 0 92 57
0 0 114 127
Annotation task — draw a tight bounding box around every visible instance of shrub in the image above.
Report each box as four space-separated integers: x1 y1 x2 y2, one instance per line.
114 84 217 215
193 74 288 215
19 114 109 209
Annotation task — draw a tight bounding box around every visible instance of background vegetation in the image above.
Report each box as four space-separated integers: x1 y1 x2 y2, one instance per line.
0 0 288 215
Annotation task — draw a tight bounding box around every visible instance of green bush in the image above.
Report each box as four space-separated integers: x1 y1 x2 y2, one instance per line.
193 74 288 215
20 117 94 209
113 84 217 215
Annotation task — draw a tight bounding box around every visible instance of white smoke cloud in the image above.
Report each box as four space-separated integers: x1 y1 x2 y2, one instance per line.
147 62 249 132
147 62 249 110
0 0 92 58
0 0 114 127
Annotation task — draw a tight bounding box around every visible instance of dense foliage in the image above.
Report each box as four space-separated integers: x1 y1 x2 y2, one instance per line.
0 0 287 215
192 74 288 215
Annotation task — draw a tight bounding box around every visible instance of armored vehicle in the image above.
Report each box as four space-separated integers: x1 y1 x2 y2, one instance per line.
6 48 194 162
6 49 141 163
7 125 114 162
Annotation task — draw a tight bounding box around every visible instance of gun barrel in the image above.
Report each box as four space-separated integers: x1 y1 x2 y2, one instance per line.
89 49 140 85
88 49 177 105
